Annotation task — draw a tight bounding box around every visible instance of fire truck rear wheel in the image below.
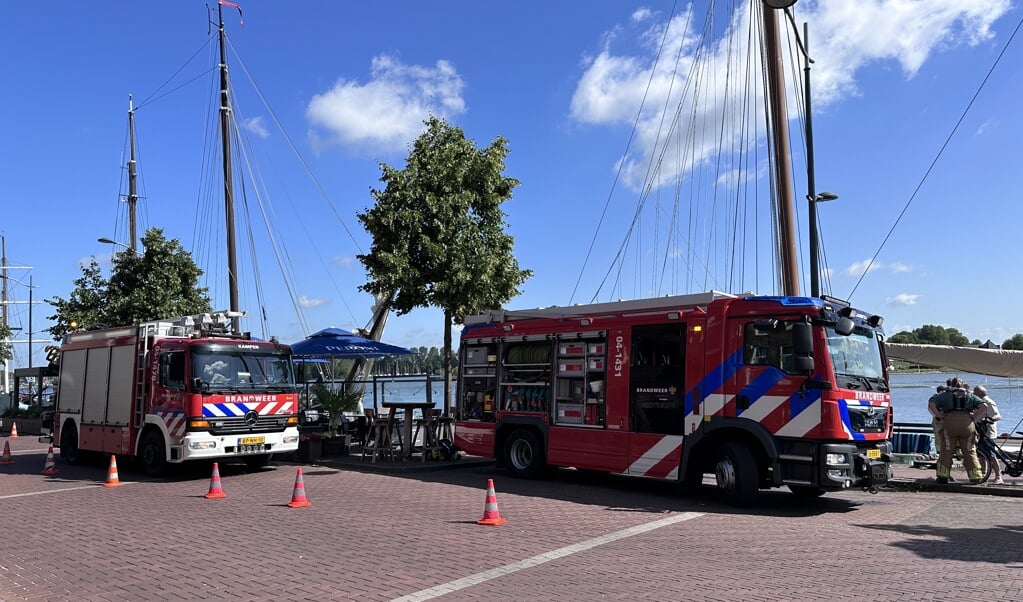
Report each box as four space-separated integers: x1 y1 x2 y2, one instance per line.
504 429 545 479
714 442 758 506
140 431 167 476
60 423 82 465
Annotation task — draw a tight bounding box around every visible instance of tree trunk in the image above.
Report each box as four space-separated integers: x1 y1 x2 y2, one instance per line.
443 308 452 416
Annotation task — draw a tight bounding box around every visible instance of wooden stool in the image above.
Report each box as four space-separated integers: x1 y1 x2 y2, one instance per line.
362 408 401 462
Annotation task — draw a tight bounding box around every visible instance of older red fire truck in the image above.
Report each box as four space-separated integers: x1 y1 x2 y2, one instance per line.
454 292 892 504
49 311 300 474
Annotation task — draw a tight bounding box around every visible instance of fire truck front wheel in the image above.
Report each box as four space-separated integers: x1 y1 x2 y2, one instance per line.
714 442 759 506
504 429 546 479
139 431 167 476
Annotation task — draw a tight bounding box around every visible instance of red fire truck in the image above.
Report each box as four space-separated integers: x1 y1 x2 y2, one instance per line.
50 311 300 475
454 292 892 504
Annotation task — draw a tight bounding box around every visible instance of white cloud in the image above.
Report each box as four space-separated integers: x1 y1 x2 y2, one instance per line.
631 8 653 23
888 262 913 274
886 293 920 306
298 295 330 309
843 259 883 277
244 116 269 139
976 118 996 136
333 255 356 269
570 1 1011 191
306 55 466 154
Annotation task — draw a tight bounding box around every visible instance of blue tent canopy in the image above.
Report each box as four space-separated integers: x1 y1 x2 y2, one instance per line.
290 327 416 359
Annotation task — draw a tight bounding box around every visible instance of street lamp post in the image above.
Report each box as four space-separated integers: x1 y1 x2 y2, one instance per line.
97 237 136 253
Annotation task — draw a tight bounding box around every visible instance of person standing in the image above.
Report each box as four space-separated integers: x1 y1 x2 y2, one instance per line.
928 384 948 456
973 385 1004 485
932 377 984 484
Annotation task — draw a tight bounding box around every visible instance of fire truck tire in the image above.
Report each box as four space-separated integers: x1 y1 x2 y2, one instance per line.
140 431 167 476
60 424 82 465
504 429 546 479
714 442 758 506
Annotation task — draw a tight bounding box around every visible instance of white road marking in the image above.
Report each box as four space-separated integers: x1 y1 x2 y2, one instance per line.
391 511 703 602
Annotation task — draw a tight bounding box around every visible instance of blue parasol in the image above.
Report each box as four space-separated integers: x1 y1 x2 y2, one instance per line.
290 327 416 359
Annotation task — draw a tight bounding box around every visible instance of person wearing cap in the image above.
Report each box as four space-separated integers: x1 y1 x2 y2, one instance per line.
931 377 984 484
973 385 1004 484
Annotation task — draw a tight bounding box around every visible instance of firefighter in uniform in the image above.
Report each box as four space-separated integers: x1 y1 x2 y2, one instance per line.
932 377 983 484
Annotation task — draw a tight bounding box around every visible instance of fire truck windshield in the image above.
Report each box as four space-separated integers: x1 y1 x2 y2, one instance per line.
193 351 296 391
825 326 887 390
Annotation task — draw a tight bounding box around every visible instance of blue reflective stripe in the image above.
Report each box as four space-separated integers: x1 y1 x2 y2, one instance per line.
837 399 865 440
736 368 786 416
685 348 744 415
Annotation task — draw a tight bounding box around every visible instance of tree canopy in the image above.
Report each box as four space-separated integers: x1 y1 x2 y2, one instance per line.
888 324 970 346
357 116 531 412
47 228 211 338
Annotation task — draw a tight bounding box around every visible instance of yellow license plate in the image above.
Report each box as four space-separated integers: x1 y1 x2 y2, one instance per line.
240 436 265 446
867 449 881 459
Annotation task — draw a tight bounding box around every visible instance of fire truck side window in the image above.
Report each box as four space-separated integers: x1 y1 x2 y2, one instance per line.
161 352 186 390
629 324 685 435
743 322 797 373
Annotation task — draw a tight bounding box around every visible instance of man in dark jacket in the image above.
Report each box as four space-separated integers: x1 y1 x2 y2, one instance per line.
931 377 983 484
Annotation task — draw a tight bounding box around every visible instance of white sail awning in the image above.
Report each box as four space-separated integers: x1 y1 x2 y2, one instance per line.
885 343 1023 378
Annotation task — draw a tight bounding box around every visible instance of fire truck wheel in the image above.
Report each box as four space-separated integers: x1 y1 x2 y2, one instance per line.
140 431 167 476
714 442 758 506
504 429 546 479
60 424 82 465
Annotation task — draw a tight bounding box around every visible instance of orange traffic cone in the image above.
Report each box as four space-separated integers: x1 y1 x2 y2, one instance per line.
0 440 12 464
8 422 17 438
204 462 227 499
476 478 506 526
41 446 58 475
287 467 312 508
103 455 122 487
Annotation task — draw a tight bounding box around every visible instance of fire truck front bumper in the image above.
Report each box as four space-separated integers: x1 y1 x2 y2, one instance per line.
177 428 301 461
820 442 892 491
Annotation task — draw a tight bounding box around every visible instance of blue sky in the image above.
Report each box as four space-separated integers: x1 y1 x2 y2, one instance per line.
1 1 1021 369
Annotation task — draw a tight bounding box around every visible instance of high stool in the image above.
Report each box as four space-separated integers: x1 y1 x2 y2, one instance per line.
362 408 401 462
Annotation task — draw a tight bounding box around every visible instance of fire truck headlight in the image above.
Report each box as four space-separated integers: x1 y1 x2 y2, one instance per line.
283 435 299 444
826 453 848 466
188 441 217 450
188 419 211 430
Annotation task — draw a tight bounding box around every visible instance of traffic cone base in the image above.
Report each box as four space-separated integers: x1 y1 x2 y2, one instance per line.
0 441 12 464
103 455 123 487
41 446 58 475
8 422 18 438
204 462 227 499
287 467 312 508
477 478 506 526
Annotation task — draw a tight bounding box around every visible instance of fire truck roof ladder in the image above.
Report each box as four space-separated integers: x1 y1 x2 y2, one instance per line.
463 291 736 325
138 310 248 338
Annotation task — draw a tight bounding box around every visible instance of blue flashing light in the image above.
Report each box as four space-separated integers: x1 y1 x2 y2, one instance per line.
744 295 823 307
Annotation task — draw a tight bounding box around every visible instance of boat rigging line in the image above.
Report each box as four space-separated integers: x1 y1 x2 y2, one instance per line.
847 12 1023 300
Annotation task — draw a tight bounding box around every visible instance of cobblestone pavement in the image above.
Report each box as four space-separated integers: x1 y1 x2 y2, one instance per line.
2 435 1022 601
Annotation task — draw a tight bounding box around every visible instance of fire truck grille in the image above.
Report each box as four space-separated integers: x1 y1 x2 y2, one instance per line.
207 416 289 435
846 405 887 434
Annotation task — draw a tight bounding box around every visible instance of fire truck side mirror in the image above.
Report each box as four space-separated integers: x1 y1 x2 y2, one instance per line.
791 322 815 375
834 316 855 336
191 377 205 391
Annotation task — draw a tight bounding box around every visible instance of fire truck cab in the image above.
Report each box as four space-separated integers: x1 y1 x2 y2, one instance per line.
455 292 892 505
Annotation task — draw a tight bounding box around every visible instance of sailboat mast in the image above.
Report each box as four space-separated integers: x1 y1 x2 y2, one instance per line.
761 2 801 297
217 3 241 331
127 95 138 253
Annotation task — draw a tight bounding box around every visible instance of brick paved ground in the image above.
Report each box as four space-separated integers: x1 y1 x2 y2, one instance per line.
2 434 1022 601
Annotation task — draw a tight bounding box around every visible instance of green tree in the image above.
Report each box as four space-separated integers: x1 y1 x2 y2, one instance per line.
0 323 11 363
1003 334 1023 350
888 331 917 344
357 117 531 413
47 228 211 338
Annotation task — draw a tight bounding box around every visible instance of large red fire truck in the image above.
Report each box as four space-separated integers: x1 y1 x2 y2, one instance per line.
454 292 892 504
49 311 300 474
